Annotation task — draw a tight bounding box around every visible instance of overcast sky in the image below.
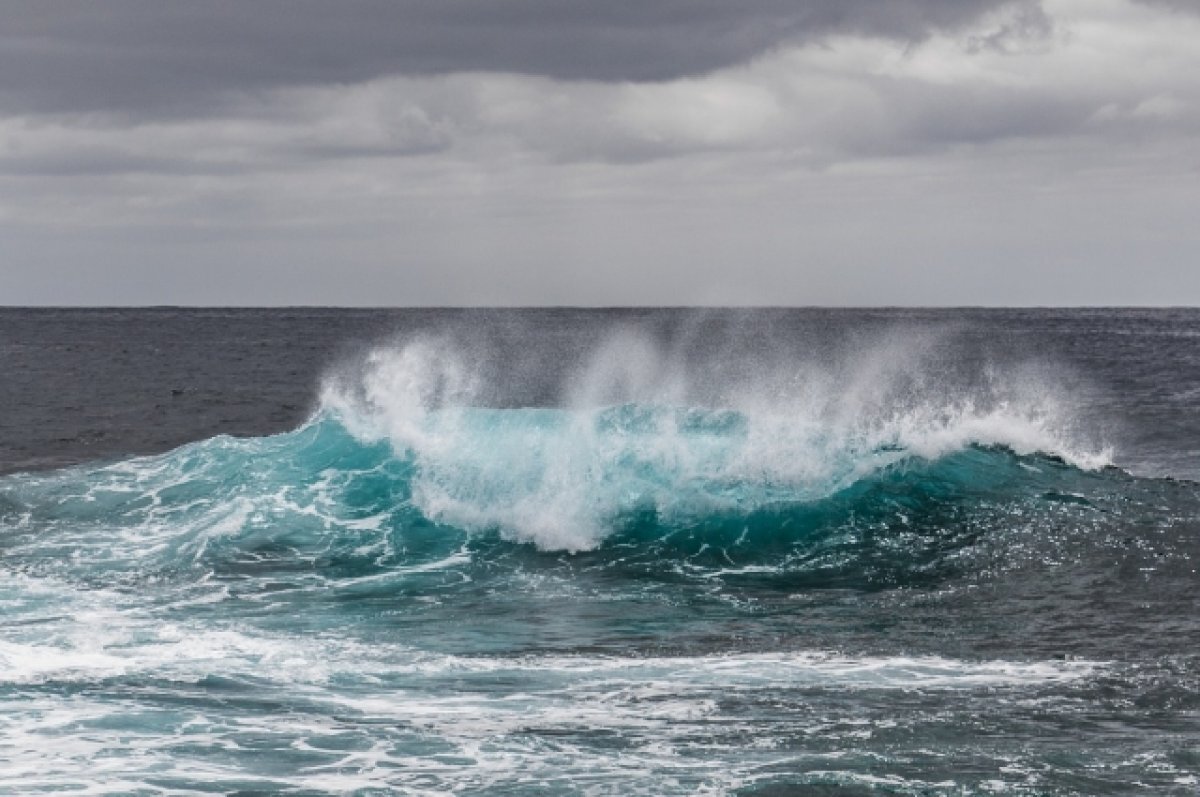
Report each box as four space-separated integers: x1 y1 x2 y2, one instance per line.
1 0 1198 305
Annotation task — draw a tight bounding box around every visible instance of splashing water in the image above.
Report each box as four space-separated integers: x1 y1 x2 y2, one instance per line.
2 311 1196 797
318 329 1109 550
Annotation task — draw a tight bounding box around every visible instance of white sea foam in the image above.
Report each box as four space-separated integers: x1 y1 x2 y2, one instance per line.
0 564 1104 690
321 328 1112 551
0 562 1118 797
0 614 1108 795
0 611 1102 691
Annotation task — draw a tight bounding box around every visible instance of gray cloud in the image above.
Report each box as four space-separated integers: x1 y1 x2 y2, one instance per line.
0 0 1197 306
1 0 1023 116
1 0 1196 181
1135 0 1200 13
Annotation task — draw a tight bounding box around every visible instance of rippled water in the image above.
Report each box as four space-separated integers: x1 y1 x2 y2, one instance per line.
0 308 1197 795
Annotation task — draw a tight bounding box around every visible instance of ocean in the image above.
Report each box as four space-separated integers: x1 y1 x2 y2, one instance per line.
0 307 1197 795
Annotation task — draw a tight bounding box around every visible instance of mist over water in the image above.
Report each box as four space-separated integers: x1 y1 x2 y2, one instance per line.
0 308 1197 795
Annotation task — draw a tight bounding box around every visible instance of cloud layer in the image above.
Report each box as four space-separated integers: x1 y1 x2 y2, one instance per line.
1 0 1027 114
0 0 1197 304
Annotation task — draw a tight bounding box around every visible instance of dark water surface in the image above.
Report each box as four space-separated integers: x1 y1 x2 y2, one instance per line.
0 308 1197 795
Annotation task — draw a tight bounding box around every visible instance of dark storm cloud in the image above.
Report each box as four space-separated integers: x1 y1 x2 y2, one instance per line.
1 0 1022 116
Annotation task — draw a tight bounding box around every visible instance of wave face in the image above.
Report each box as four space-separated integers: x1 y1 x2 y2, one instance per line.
2 318 1199 796
0 407 1116 586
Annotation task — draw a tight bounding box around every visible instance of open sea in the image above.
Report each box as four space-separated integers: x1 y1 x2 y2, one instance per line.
0 307 1197 796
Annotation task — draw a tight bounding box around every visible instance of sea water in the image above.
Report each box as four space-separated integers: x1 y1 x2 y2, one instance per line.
0 308 1196 795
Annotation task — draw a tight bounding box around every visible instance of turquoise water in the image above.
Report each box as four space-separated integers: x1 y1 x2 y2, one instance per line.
1 316 1198 794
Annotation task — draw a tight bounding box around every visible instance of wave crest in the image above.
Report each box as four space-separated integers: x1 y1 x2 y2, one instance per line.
319 330 1110 551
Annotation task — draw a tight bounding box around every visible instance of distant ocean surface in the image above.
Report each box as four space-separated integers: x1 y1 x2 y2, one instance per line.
1 308 1197 795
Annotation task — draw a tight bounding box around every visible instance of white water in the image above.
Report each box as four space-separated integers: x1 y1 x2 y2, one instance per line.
321 328 1112 551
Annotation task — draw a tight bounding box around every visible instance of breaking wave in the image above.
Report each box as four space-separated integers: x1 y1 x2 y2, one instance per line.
316 329 1111 551
0 328 1128 596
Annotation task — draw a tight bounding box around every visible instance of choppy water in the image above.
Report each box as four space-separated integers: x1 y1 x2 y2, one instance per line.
0 308 1197 795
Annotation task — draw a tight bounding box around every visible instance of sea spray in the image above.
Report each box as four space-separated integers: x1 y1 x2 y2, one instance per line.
318 326 1110 550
